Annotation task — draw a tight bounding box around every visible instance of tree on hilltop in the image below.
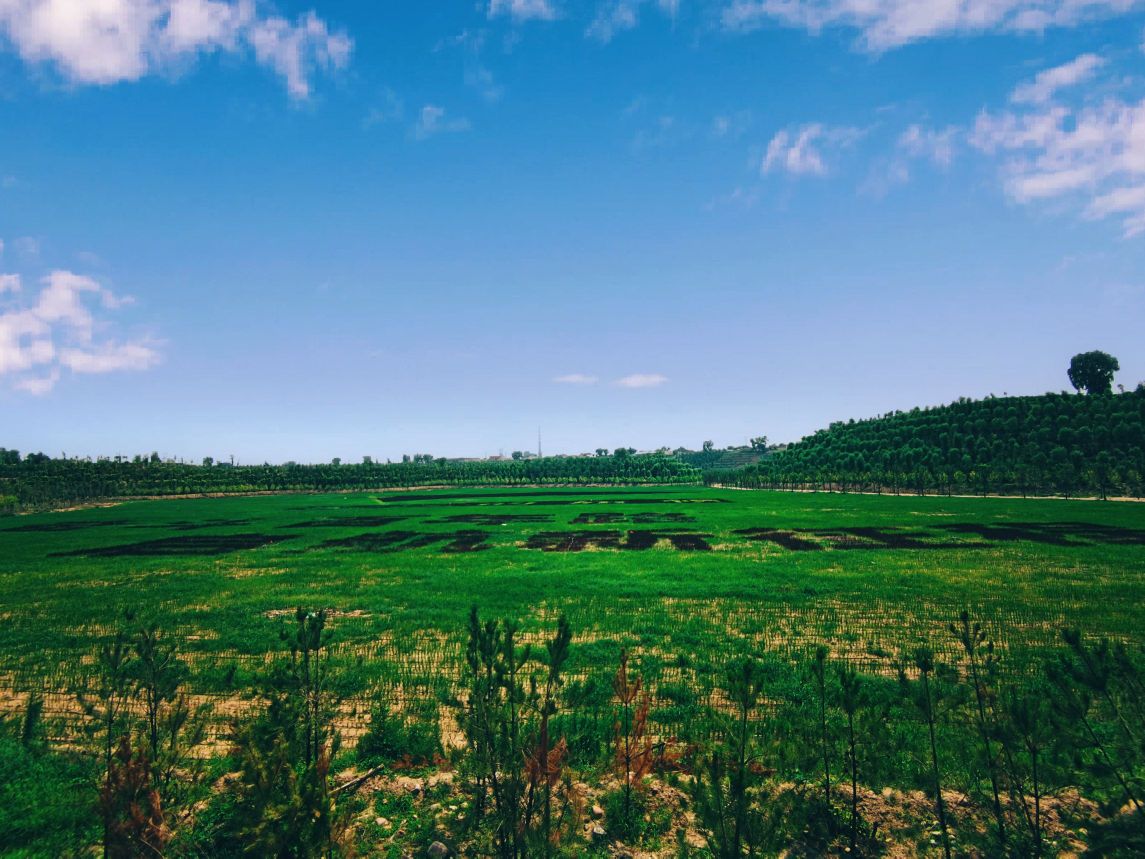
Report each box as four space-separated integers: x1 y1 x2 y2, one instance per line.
1068 351 1119 395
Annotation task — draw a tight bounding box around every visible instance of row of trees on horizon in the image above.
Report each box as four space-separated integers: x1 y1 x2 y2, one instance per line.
3 352 1142 512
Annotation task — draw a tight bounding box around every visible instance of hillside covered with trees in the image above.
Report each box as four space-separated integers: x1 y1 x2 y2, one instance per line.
712 388 1145 498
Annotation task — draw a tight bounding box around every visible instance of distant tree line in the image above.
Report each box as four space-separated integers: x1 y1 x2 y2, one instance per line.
711 389 1145 499
0 452 700 513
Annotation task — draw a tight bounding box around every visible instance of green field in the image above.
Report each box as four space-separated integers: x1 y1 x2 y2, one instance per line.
2 485 1143 739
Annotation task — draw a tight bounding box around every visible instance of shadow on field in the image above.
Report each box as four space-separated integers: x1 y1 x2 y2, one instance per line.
317 530 490 553
374 490 676 502
734 522 1145 552
5 520 132 532
525 529 713 552
52 534 292 557
285 516 407 529
571 512 696 524
428 514 554 525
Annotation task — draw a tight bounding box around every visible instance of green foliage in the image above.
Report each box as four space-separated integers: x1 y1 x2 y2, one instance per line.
220 608 341 858
0 736 99 856
357 705 440 766
716 389 1145 497
459 607 575 858
0 452 700 513
1069 351 1120 396
600 784 671 845
691 657 770 857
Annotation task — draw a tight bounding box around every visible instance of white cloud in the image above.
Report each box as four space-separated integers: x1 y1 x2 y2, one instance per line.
859 124 959 198
488 0 559 22
721 1 1145 50
1088 183 1145 235
762 123 861 176
898 124 958 167
0 0 352 99
439 30 503 103
59 341 160 373
970 57 1145 236
587 0 680 40
615 373 668 388
0 269 160 393
414 105 471 140
0 273 19 293
587 1 640 42
1011 52 1105 104
712 111 752 140
14 369 58 396
554 373 599 384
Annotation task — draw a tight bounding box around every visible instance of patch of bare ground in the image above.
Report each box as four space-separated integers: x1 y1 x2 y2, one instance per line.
330 768 1105 858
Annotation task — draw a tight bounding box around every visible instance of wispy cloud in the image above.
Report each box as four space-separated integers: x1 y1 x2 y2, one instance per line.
970 54 1145 237
762 123 862 176
554 373 599 384
0 0 352 99
615 373 668 388
414 105 471 140
0 274 19 293
488 0 560 22
0 270 160 394
363 88 405 128
897 124 958 168
721 0 1145 51
1011 53 1105 104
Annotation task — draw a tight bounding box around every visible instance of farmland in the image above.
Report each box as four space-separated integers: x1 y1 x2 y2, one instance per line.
2 485 1144 856
3 486 1144 734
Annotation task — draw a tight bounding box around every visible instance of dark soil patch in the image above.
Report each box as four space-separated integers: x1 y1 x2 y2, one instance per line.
525 529 713 552
939 521 1145 547
52 534 291 558
733 522 1145 552
734 529 825 552
622 529 713 550
525 530 623 551
572 512 696 524
400 498 728 508
318 530 490 554
430 514 554 525
374 490 676 502
285 516 406 529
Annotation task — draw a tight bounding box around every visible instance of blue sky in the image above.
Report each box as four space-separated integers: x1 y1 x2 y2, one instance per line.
1 1 1144 462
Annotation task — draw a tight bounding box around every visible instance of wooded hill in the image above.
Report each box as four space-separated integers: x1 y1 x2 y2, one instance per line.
710 389 1145 498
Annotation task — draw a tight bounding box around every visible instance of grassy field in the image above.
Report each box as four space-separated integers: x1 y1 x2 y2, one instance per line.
2 485 1143 743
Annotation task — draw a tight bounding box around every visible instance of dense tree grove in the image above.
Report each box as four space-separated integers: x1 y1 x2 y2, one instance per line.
711 390 1145 498
0 453 699 513
4 609 1144 856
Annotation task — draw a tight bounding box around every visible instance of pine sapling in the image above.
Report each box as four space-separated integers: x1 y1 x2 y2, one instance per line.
903 647 952 859
950 610 1006 850
613 649 653 833
810 645 832 812
837 662 862 854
